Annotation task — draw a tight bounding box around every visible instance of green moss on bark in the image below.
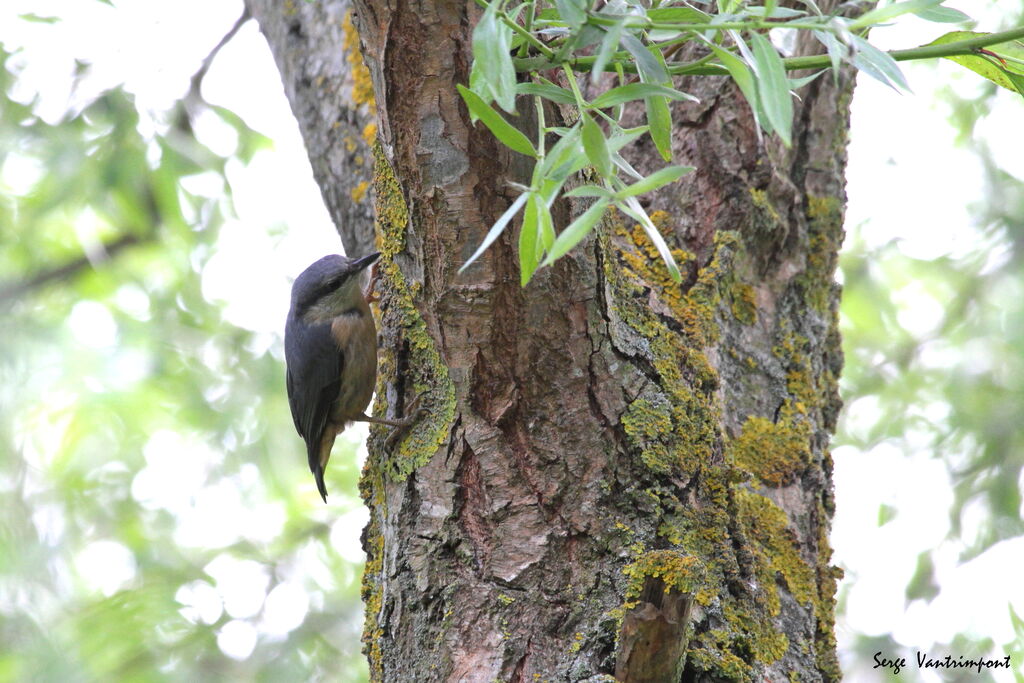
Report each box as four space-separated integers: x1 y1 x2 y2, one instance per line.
730 411 812 488
604 199 840 679
360 145 458 680
800 196 844 314
369 144 456 479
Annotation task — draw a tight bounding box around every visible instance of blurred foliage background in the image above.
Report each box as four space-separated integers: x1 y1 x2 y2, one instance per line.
0 5 370 681
0 1 1022 682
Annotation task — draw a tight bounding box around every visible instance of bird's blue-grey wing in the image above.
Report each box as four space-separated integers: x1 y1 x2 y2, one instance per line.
285 315 344 498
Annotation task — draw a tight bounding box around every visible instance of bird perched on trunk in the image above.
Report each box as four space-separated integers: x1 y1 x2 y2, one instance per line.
285 253 420 502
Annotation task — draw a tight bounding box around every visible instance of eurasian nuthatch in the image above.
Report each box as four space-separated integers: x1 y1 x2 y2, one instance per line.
285 253 419 502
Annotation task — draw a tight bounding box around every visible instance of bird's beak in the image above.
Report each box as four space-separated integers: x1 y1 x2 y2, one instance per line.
353 252 381 272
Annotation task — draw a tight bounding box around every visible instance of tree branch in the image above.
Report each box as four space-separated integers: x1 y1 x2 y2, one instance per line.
0 233 147 305
187 7 252 104
512 24 1024 76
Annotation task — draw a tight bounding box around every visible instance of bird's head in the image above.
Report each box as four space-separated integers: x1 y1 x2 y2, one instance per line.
290 252 380 322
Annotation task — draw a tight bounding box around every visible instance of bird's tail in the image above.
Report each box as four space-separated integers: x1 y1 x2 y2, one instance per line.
308 440 330 503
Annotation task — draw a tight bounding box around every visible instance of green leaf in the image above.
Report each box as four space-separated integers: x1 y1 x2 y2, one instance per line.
468 60 493 108
520 193 541 285
644 96 673 162
564 185 612 198
877 503 897 526
628 45 675 163
904 551 939 602
927 31 1024 97
753 5 806 19
788 70 824 90
617 196 681 282
848 0 943 31
750 31 793 146
457 85 538 158
473 0 517 112
608 125 649 153
850 35 910 92
645 96 673 161
812 29 846 76
581 113 614 178
707 43 764 132
645 7 711 23
543 198 610 265
591 83 698 108
18 13 60 23
517 82 577 105
915 6 971 23
459 192 530 272
556 0 587 30
611 151 644 181
538 195 555 251
591 19 624 86
538 122 582 178
1004 71 1024 98
621 34 669 84
536 123 583 201
618 165 694 198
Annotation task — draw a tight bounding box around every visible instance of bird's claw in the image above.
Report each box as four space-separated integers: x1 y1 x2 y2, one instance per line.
383 392 428 451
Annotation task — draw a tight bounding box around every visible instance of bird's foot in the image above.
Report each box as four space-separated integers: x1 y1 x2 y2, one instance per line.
356 393 429 450
382 393 428 450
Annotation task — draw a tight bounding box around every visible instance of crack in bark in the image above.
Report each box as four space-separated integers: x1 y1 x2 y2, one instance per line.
455 436 491 573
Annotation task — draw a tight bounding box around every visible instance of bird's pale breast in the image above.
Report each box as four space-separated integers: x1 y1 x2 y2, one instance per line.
330 308 377 424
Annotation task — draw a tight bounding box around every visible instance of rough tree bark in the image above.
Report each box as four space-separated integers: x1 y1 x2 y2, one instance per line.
252 0 850 680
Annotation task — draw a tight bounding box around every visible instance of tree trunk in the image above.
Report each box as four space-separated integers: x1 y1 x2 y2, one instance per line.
252 1 850 680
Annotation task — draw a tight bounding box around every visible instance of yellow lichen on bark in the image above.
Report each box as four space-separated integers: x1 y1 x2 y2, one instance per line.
342 11 376 111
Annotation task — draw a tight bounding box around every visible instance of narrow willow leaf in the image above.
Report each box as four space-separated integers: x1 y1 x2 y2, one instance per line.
473 0 517 112
611 151 644 181
850 35 910 92
517 82 577 104
565 184 613 198
457 85 538 158
543 198 610 265
759 5 807 19
848 0 943 31
812 29 845 77
645 7 711 23
642 46 674 162
591 83 698 108
533 7 563 22
750 31 793 146
459 192 530 272
618 165 694 198
645 95 673 161
468 60 492 111
538 197 555 251
621 33 669 84
538 128 585 202
556 0 587 29
592 19 625 85
927 31 1024 97
789 70 824 90
520 193 541 285
707 43 763 132
581 113 614 178
1006 71 1024 97
801 0 823 15
608 125 649 153
539 123 582 178
617 197 681 282
915 6 971 23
